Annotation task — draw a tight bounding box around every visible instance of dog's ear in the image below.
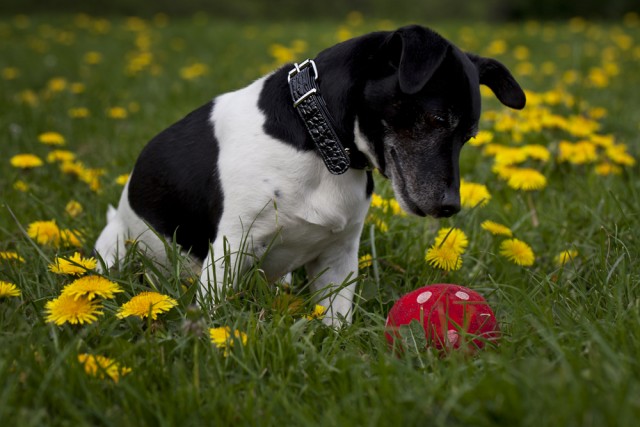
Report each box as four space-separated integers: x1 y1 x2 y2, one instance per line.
387 25 450 95
466 53 526 110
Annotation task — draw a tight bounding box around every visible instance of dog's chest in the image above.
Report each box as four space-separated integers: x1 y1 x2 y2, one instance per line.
213 78 370 277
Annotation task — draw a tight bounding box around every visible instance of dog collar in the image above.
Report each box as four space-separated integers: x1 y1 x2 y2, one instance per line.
288 59 369 175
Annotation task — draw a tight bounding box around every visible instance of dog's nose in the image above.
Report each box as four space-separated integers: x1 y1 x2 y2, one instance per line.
435 190 461 217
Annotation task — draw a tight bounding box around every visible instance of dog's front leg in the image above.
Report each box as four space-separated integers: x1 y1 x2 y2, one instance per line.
198 234 254 305
305 241 359 327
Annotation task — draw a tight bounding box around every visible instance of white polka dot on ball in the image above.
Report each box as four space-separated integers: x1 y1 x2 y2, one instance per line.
416 291 432 304
454 291 470 300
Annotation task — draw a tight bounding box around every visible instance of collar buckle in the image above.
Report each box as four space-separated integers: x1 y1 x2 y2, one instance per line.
287 59 318 82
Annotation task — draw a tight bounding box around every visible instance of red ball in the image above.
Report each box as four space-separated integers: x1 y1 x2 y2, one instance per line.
385 284 499 352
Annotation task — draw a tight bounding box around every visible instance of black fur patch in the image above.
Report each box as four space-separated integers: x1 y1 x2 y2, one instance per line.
128 101 223 261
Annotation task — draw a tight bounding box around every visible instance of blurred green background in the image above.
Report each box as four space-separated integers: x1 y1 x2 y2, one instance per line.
2 0 637 20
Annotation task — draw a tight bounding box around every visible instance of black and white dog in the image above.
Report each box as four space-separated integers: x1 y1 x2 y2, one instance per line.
95 25 525 325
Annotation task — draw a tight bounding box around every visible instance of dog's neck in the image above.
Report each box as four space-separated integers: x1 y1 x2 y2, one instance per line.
258 32 387 174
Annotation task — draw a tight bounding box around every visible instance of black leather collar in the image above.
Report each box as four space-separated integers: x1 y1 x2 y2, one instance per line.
288 59 370 175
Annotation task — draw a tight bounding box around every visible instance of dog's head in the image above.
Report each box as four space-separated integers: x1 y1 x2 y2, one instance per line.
352 25 526 218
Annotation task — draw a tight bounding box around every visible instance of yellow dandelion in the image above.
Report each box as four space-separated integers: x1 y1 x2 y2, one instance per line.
269 44 295 64
71 83 85 94
558 140 598 164
83 51 103 65
10 154 43 169
460 180 491 208
209 326 248 356
468 130 494 146
606 144 636 167
505 168 547 191
305 304 327 320
555 249 578 266
358 254 373 269
425 244 463 271
434 227 469 253
13 180 30 192
425 227 468 271
522 144 551 162
2 67 20 80
493 146 528 166
115 174 130 186
481 220 513 237
61 275 122 300
47 77 67 92
117 291 178 320
367 214 389 233
180 62 208 80
47 150 76 163
594 162 622 176
65 200 83 218
107 107 128 119
27 220 61 246
1 251 25 262
499 238 535 266
38 131 65 146
60 229 83 248
60 160 86 177
0 281 21 298
387 198 405 216
44 294 103 325
68 107 90 118
77 354 131 383
49 253 97 276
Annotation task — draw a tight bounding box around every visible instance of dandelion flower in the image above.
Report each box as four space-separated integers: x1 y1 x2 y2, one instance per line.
505 168 547 191
45 294 103 325
10 154 43 169
0 251 25 263
38 131 65 146
594 162 622 176
47 150 76 163
65 200 83 218
522 144 551 162
460 180 491 208
117 291 177 320
468 130 493 146
425 227 468 271
62 275 121 300
606 144 636 167
480 220 513 237
49 253 97 276
13 180 30 192
77 354 131 383
27 220 61 246
0 281 21 298
115 174 130 186
305 304 327 320
499 238 535 266
107 107 128 119
555 249 578 266
358 254 373 269
60 229 83 247
209 326 248 356
434 227 469 253
425 244 463 271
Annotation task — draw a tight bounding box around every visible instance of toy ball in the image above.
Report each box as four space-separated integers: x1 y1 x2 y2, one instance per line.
385 284 499 352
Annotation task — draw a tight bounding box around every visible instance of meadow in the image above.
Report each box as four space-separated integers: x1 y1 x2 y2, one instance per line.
1 11 640 426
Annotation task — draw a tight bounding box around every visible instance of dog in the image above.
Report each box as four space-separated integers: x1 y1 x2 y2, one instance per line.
94 24 525 326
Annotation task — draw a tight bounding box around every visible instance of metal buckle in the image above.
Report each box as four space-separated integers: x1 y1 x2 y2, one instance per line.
287 59 318 82
293 88 317 108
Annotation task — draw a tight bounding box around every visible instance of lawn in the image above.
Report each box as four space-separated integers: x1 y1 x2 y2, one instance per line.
1 11 640 426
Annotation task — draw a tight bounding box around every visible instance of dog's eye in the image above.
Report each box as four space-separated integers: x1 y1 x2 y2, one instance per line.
427 113 447 128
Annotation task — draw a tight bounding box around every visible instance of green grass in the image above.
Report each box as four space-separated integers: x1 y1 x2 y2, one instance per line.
1 13 640 426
